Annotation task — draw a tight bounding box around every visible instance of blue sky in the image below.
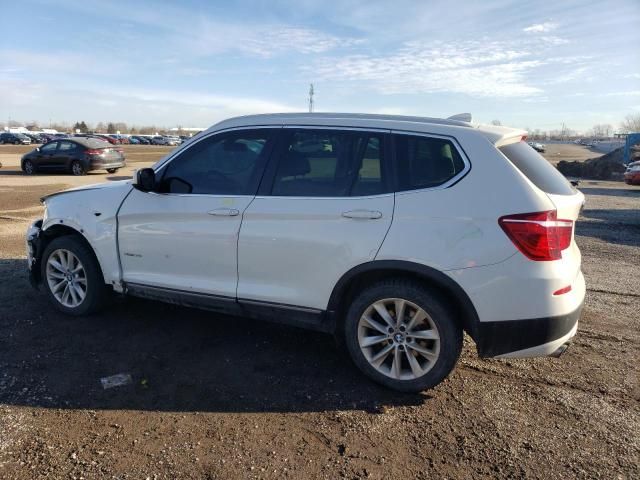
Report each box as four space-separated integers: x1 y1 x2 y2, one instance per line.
1 0 639 131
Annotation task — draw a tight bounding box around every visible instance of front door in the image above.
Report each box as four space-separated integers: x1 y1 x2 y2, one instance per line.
117 128 277 298
33 141 59 169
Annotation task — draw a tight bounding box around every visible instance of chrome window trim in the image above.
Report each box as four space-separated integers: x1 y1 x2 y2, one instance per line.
152 125 283 174
267 124 391 199
150 123 470 198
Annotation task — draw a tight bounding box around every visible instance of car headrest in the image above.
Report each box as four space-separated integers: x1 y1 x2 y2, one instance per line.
223 141 250 152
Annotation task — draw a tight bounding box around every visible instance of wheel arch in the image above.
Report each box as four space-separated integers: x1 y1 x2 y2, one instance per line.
328 260 480 340
33 224 106 286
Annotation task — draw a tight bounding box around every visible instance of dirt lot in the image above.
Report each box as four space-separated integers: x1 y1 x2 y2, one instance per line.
542 143 597 165
0 143 638 479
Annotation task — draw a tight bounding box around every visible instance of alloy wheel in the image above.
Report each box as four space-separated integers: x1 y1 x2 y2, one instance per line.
46 249 87 308
71 161 84 176
357 298 440 380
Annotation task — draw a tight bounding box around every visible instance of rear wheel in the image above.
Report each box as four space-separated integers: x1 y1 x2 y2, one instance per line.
343 279 462 392
22 159 35 175
41 236 108 315
70 160 85 176
106 168 118 174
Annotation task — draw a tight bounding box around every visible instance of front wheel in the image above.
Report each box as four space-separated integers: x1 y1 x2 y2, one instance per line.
106 168 118 174
41 236 108 315
22 159 35 175
343 279 462 392
70 160 85 176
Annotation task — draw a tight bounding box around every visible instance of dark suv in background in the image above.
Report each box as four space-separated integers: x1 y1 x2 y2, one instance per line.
0 132 32 145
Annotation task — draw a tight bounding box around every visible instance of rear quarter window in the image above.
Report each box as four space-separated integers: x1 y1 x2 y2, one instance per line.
499 141 574 195
394 134 467 191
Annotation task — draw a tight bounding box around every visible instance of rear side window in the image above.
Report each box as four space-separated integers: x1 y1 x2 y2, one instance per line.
394 134 466 191
499 141 574 195
271 130 387 197
58 141 78 151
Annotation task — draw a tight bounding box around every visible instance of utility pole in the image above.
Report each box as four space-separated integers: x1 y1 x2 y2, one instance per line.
308 83 314 113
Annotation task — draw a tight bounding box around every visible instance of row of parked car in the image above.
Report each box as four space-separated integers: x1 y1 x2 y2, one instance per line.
0 132 192 146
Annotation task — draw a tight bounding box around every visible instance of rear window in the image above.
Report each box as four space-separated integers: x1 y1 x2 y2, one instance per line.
499 141 575 195
83 138 112 149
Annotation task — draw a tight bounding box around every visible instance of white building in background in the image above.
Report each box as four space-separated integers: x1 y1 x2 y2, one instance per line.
5 126 59 134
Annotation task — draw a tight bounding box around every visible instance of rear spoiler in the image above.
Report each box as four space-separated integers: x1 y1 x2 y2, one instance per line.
474 124 528 147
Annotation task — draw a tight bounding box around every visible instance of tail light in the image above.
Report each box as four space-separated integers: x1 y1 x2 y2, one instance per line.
499 210 573 261
85 149 103 156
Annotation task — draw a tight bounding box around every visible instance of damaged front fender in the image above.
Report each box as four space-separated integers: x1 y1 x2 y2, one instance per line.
26 219 44 288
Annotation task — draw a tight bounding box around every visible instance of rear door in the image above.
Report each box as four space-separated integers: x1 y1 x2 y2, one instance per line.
56 141 79 169
237 127 394 310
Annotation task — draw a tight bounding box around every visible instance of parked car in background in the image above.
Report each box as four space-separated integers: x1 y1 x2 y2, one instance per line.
527 141 545 153
624 162 640 185
132 136 150 144
21 137 126 175
94 134 118 145
128 136 140 144
39 133 57 144
0 132 32 145
24 112 586 392
24 133 43 144
151 136 170 145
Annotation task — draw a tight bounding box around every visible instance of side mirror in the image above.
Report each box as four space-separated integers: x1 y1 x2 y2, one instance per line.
133 168 156 192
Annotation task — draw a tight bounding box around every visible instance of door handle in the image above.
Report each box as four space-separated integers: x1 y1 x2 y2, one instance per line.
342 209 383 220
207 208 240 217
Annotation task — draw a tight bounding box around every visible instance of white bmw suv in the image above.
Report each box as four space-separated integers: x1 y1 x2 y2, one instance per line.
26 113 585 392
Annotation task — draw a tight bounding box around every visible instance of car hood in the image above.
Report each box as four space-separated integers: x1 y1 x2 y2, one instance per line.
41 179 132 203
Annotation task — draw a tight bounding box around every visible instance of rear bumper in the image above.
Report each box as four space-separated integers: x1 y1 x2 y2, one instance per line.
475 303 582 358
90 159 126 170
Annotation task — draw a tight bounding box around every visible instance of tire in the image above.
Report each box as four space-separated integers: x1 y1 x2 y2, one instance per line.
106 168 118 174
70 160 85 176
22 159 36 175
40 235 109 316
343 279 462 392
14 140 20 145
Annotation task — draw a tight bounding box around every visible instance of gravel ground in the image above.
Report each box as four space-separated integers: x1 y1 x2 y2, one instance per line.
0 144 638 479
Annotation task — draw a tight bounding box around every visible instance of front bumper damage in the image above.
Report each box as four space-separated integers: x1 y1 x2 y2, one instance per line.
26 219 43 288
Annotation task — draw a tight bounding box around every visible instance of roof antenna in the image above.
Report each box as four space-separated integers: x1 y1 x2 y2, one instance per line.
308 83 314 113
447 113 472 122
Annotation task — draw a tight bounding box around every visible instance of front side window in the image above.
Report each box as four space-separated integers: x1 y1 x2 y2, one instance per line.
394 134 466 191
159 129 273 195
271 129 386 197
40 142 58 152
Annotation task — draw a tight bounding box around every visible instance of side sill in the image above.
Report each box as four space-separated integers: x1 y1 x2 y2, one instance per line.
124 283 334 333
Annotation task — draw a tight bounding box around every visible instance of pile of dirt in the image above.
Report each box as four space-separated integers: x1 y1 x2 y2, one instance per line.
557 147 626 180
